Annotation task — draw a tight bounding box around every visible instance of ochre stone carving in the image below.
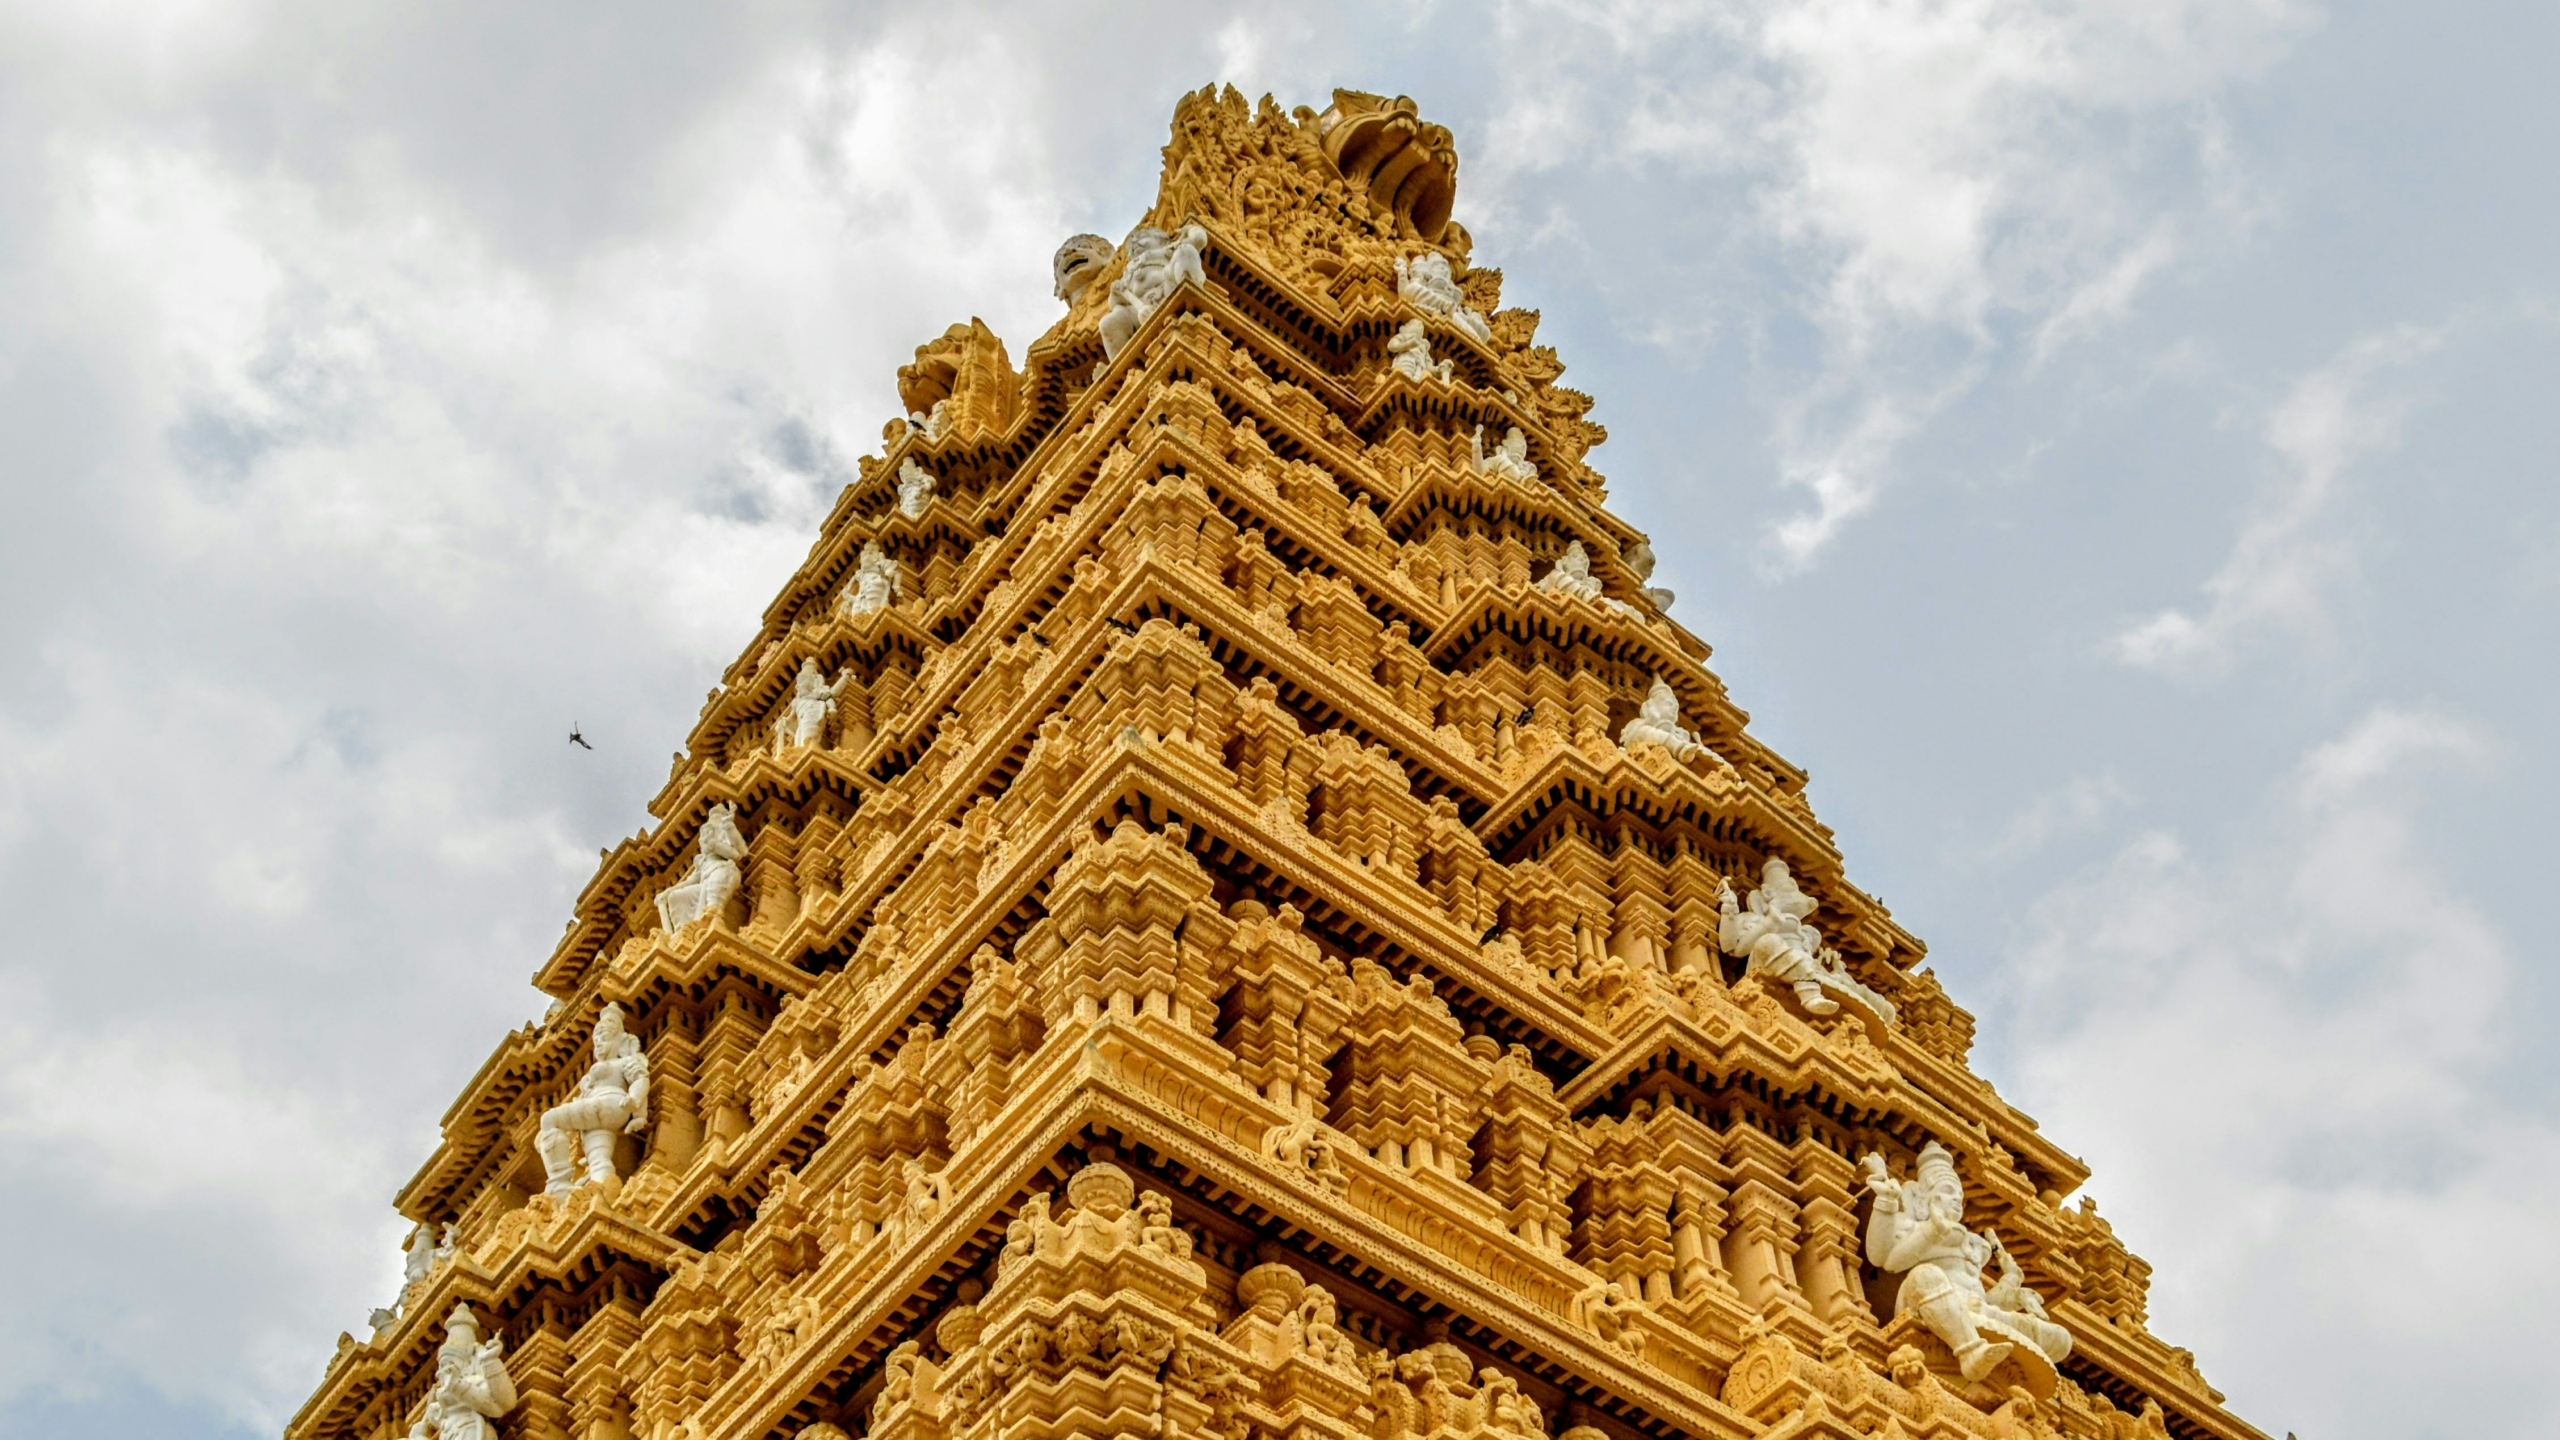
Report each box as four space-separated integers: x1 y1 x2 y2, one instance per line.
294 85 2269 1440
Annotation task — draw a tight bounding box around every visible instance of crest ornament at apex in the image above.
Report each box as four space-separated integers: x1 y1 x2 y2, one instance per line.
292 82 2274 1440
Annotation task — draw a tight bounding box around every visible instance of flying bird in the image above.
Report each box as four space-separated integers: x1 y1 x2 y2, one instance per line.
569 724 594 751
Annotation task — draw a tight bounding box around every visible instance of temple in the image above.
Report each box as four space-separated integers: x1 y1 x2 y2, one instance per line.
291 87 2269 1440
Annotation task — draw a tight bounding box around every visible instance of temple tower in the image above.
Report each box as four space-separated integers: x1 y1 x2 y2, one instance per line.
293 87 2269 1440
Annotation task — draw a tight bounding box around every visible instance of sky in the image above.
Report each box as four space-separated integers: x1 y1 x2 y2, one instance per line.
0 2 2551 1437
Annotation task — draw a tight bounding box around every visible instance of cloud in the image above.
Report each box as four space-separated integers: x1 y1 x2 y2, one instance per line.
1978 769 2134 862
2108 323 2445 674
2001 706 2558 1437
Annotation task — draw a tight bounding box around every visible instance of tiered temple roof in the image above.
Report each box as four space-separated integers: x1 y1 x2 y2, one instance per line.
292 86 2266 1440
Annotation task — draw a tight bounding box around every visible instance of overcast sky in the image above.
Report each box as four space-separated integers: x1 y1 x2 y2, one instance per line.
0 2 2552 1437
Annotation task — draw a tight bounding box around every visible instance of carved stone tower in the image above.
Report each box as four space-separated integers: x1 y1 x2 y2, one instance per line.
292 87 2271 1440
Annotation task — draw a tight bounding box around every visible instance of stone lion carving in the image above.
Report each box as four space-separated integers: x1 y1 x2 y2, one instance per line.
535 1002 651 1194
1100 223 1207 358
1861 1142 2073 1384
1053 233 1115 303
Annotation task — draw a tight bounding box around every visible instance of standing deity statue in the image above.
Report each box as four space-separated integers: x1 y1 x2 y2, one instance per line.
1860 1143 2073 1383
535 1002 652 1195
896 457 937 519
1394 250 1493 345
1533 540 1604 602
1386 318 1453 384
423 1305 518 1440
1099 223 1208 358
838 539 900 619
1471 424 1538 485
1053 233 1115 304
1618 677 1705 760
654 802 745 933
1715 858 1899 1026
782 658 850 749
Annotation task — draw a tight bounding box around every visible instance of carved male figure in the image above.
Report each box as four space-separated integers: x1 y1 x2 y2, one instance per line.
534 1002 651 1194
1860 1142 2072 1383
782 658 850 748
424 1305 517 1440
1471 424 1537 485
896 457 937 518
1387 318 1452 384
654 802 745 932
1533 539 1603 601
1618 676 1705 760
1716 858 1897 1025
1394 250 1493 344
1100 223 1208 357
839 539 899 619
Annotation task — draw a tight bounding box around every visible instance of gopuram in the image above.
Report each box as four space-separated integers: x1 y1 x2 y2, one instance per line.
291 87 2270 1440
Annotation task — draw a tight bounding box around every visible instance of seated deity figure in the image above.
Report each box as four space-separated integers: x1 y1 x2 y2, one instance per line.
782 658 850 749
1471 424 1538 484
1534 540 1605 602
1861 1143 2073 1384
1052 233 1115 304
1394 250 1494 345
1716 858 1898 1026
1618 677 1705 760
535 1002 652 1194
654 802 745 932
1387 318 1453 384
424 1304 518 1440
838 539 900 619
1099 222 1208 358
896 456 937 518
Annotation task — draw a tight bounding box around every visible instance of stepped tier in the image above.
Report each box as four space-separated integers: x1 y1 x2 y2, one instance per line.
293 86 2262 1440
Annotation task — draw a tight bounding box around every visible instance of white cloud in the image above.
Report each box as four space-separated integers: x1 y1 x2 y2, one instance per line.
2003 706 2559 1437
1979 769 2134 861
2108 323 2444 674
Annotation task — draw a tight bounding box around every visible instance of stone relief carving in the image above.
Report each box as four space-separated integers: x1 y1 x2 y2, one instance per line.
1386 318 1453 384
1470 424 1537 485
896 457 937 519
535 1002 652 1195
654 802 745 933
838 539 900 619
422 1304 517 1440
781 658 850 749
1862 1142 2073 1385
1100 223 1208 358
1533 540 1603 602
1618 677 1705 761
1622 538 1675 612
1716 859 1898 1028
903 402 947 442
1053 233 1115 304
1394 250 1493 345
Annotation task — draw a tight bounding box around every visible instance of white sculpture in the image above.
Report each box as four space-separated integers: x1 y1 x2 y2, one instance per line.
654 802 744 933
1053 233 1115 304
1623 539 1676 612
1861 1143 2072 1383
896 457 936 518
535 1002 652 1195
1471 424 1537 484
1386 318 1453 384
1394 250 1493 345
402 1220 438 1295
424 1304 518 1440
838 540 899 619
1618 677 1705 760
902 402 946 442
1099 223 1207 358
781 658 850 748
1716 859 1898 1026
1534 540 1604 602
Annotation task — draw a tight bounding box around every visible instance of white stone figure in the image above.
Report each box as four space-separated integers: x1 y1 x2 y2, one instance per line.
902 402 947 442
1099 223 1208 358
1053 233 1115 304
1394 250 1493 345
1622 539 1675 612
1471 424 1538 485
535 1002 652 1195
1860 1143 2072 1383
654 802 745 933
424 1304 518 1440
1715 859 1899 1026
1534 540 1604 602
782 658 850 749
896 456 936 519
402 1220 437 1295
1618 677 1705 761
838 540 900 619
1386 318 1453 384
